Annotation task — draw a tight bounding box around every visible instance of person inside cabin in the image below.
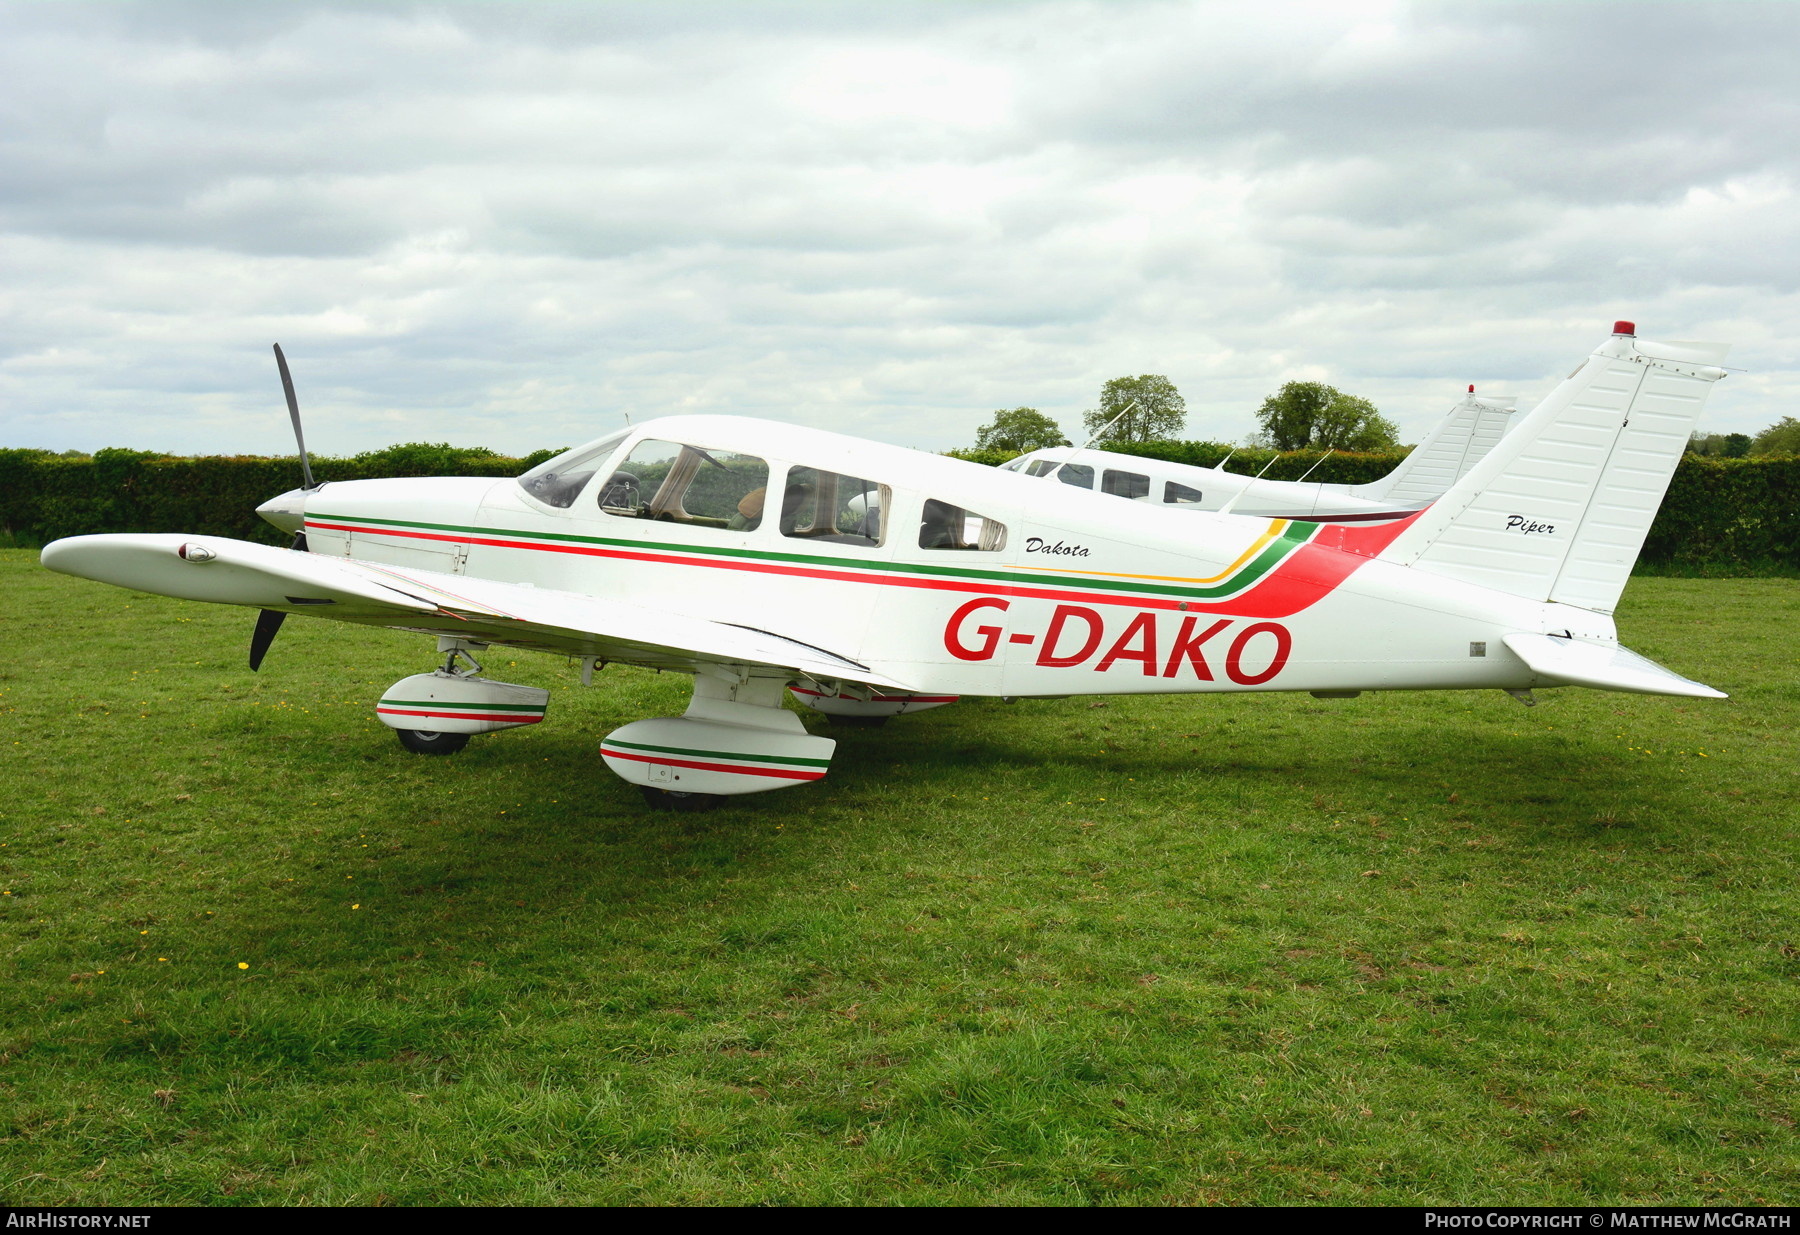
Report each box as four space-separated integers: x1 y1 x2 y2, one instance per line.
729 487 766 531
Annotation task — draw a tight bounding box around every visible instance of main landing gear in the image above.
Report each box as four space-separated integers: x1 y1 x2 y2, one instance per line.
395 728 471 756
600 674 838 812
639 786 722 812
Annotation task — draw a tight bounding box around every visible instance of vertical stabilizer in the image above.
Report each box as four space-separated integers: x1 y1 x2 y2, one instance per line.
1381 326 1728 615
1357 392 1517 505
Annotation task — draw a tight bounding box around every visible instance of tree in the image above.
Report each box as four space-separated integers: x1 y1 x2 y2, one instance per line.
1082 375 1186 444
1688 431 1752 457
1751 417 1800 457
974 407 1069 453
1252 381 1400 452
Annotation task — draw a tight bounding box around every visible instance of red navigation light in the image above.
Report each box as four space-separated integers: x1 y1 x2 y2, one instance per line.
1613 320 1636 336
1468 384 1475 393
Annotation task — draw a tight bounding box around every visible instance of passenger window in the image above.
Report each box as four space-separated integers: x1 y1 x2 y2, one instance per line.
1164 481 1204 505
599 439 771 531
1102 469 1150 500
919 499 1007 551
1025 460 1059 478
779 467 888 547
516 430 629 508
1056 463 1094 488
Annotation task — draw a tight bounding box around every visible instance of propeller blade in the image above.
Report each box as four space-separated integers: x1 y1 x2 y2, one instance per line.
249 607 287 672
273 343 316 490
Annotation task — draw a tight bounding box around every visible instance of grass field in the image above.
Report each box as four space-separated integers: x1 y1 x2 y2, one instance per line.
1 547 1797 1206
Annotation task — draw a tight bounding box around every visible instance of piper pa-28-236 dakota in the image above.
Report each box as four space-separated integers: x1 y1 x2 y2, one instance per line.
42 323 1729 810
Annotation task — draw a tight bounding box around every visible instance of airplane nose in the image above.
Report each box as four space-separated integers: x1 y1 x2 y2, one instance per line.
256 487 308 534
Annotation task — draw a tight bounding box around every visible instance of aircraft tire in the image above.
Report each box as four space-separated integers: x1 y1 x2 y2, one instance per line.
394 728 471 756
639 786 723 812
826 714 888 728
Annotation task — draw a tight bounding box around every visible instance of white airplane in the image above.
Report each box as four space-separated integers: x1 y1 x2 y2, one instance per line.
42 323 1727 810
1002 388 1517 522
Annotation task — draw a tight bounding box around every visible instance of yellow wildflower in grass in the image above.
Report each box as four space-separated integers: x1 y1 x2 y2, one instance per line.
237 962 249 969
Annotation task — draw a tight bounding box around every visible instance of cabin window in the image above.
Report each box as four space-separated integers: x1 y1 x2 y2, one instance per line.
1164 481 1204 505
1056 463 1094 488
515 430 629 508
1025 459 1059 478
778 467 888 547
919 499 1007 551
598 439 771 531
1102 469 1150 500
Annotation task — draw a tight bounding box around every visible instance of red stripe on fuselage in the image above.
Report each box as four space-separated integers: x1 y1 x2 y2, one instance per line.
1216 511 1425 615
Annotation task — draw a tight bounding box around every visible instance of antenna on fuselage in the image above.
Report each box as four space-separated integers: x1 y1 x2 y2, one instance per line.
1076 399 1141 452
1215 451 1284 516
1293 448 1334 483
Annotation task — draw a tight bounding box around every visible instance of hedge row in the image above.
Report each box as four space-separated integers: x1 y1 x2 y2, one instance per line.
4 443 1797 569
0 447 536 548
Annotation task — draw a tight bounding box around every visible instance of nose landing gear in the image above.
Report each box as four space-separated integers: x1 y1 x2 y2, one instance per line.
379 640 550 756
394 728 471 756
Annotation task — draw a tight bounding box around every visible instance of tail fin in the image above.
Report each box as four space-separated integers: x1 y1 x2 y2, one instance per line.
1381 326 1728 614
1355 390 1517 505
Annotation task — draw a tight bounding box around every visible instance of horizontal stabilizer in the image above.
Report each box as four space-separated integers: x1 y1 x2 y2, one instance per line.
1502 633 1725 699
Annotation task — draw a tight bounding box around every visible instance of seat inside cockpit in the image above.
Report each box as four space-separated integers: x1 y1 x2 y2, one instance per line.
779 467 886 546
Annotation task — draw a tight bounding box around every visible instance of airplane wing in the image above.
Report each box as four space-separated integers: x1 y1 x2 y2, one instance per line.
41 533 913 690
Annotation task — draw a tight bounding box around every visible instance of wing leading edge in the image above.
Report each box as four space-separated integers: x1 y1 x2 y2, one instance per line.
41 533 913 691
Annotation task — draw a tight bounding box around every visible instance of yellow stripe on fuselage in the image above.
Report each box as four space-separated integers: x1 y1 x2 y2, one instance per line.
1005 519 1291 586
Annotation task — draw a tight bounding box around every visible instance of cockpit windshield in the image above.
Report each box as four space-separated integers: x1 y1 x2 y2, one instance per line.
516 430 630 508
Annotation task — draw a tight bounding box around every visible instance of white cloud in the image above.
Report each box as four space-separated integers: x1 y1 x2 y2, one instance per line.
1 0 1797 459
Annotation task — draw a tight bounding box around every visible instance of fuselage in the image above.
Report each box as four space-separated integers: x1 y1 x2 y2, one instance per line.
266 414 1610 699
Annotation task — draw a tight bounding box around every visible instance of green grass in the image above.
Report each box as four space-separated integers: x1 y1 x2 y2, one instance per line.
1 550 1797 1205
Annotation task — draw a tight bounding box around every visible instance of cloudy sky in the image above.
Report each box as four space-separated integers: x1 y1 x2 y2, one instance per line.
2 0 1796 458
